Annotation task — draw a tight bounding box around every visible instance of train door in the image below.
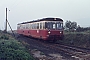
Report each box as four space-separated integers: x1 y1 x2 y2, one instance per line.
39 22 42 39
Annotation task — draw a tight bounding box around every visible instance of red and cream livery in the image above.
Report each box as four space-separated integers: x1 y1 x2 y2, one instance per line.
17 18 63 42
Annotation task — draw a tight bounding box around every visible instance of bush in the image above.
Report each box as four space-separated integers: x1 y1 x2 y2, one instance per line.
0 35 9 40
0 40 34 60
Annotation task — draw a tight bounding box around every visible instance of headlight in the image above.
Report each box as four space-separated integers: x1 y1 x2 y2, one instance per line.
60 32 62 34
48 31 51 34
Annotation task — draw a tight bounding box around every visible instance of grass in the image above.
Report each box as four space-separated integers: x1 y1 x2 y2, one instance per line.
61 31 90 48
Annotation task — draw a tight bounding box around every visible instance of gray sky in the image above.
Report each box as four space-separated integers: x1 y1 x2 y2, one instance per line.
0 0 90 30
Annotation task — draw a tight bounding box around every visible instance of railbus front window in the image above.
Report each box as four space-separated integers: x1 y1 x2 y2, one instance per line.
53 23 56 29
57 23 63 30
45 21 63 30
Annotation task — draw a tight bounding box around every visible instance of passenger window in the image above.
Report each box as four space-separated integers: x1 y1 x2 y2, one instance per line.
40 23 42 29
37 23 39 29
43 22 45 29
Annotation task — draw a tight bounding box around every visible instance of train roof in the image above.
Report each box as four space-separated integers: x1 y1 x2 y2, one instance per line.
17 17 63 25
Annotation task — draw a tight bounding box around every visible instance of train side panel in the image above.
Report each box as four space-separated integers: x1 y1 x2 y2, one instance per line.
17 29 63 41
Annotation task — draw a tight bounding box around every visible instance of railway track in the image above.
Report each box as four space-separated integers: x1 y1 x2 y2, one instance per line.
41 42 89 59
37 41 90 59
50 44 90 59
54 44 90 53
16 34 90 60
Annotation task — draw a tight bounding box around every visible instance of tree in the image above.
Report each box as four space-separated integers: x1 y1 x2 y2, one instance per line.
76 26 90 32
65 20 77 32
71 22 77 30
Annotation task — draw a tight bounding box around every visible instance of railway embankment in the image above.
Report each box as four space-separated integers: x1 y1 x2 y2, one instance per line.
0 31 35 60
61 32 90 48
1 30 90 60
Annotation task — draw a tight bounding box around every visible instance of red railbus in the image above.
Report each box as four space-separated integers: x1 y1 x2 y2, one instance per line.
17 18 63 42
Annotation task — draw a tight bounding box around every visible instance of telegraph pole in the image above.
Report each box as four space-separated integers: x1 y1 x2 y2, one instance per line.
5 8 7 32
4 8 15 37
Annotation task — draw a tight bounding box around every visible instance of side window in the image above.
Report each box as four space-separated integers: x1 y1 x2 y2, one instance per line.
20 25 22 29
17 25 20 29
34 23 37 29
23 25 25 29
37 23 39 29
33 23 35 29
31 24 32 29
29 23 31 29
34 23 36 29
43 22 45 29
32 24 34 29
40 23 42 29
26 24 28 29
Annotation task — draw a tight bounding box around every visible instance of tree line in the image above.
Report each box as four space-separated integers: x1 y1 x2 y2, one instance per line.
64 20 90 32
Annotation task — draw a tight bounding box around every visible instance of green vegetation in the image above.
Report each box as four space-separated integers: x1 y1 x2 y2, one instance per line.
63 20 90 48
0 32 35 60
61 31 90 48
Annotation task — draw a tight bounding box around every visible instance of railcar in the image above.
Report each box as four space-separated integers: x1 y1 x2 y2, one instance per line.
17 18 63 42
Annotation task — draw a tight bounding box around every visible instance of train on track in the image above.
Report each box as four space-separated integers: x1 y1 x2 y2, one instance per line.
17 17 64 42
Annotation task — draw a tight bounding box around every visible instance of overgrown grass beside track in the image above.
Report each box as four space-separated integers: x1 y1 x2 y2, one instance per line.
60 31 90 48
0 31 35 60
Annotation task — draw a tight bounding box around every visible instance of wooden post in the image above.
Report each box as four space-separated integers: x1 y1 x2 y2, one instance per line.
5 8 7 32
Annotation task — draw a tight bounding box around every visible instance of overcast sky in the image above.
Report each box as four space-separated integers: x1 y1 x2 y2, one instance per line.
0 0 90 30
